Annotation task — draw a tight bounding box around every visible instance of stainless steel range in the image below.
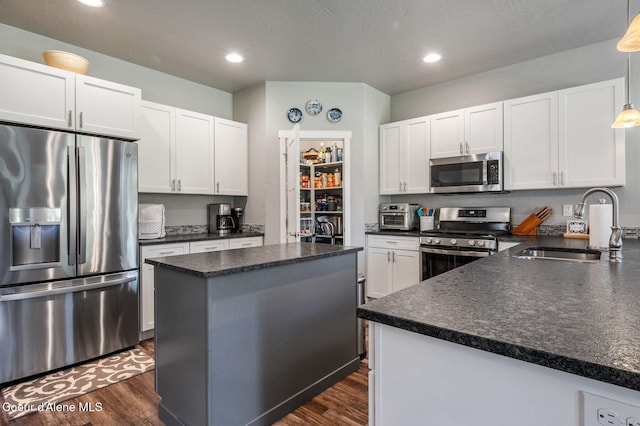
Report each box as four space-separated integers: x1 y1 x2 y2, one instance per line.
420 207 511 280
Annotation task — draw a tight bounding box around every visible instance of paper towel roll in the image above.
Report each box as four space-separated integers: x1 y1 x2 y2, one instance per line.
589 203 612 249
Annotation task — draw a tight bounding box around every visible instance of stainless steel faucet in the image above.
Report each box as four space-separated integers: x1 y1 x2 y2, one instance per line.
574 187 622 262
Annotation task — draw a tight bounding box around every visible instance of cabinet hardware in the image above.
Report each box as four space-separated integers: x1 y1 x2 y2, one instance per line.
560 171 565 186
171 179 175 191
67 110 72 127
177 179 182 191
386 240 398 244
216 182 220 193
399 182 402 192
159 251 175 255
79 112 83 128
465 142 470 154
403 182 407 191
459 143 464 154
387 251 391 262
553 172 558 186
392 251 396 262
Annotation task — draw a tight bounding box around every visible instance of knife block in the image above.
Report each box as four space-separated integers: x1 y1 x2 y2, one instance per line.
511 214 542 236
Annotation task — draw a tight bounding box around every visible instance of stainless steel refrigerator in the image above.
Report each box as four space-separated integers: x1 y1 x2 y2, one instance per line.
0 123 139 384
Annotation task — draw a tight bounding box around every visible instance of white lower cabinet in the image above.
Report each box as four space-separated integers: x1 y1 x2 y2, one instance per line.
366 235 420 298
139 243 189 334
139 236 264 336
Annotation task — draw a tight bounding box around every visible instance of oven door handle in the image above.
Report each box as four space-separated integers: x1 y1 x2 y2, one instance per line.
420 247 492 258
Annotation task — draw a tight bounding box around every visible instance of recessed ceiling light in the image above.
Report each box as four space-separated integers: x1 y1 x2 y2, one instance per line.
225 53 244 63
77 0 104 7
423 53 442 63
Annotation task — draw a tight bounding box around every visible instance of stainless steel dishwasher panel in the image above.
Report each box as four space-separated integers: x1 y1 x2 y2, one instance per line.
0 271 139 384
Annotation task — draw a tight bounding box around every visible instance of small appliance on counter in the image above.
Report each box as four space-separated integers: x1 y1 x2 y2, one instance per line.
379 203 419 230
138 204 166 239
208 203 236 235
232 207 244 233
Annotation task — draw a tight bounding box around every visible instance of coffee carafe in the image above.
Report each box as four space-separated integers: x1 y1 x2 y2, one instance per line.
232 207 243 233
208 203 235 235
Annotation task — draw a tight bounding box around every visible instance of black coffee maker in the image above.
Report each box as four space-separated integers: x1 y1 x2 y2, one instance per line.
232 207 243 233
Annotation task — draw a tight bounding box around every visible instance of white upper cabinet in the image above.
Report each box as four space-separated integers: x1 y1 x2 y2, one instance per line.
431 102 503 158
138 101 248 195
214 117 248 196
138 101 175 193
0 54 74 130
75 75 141 140
504 91 559 190
0 54 141 140
379 117 430 194
175 108 215 194
505 78 625 190
558 78 625 188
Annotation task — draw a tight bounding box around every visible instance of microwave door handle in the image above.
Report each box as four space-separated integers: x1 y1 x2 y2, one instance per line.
67 146 77 265
77 146 87 265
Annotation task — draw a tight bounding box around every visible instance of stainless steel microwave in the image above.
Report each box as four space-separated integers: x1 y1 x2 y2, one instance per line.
430 151 503 194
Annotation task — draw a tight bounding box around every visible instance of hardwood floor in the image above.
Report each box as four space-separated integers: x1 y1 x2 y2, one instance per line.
0 340 368 425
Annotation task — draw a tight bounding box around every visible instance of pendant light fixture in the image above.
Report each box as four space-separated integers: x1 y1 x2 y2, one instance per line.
612 0 640 128
618 0 640 52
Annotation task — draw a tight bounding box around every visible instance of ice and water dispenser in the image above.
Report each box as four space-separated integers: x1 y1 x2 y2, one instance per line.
9 207 62 270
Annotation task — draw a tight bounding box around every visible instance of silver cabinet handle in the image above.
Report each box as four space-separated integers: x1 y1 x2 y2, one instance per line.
392 251 396 262
68 110 73 127
171 179 176 191
79 112 83 128
560 171 565 186
158 251 176 255
177 179 182 191
216 182 220 193
0 276 136 302
240 242 252 247
399 182 402 192
387 251 391 262
553 172 558 186
403 182 407 192
465 142 470 154
459 143 464 154
385 240 398 244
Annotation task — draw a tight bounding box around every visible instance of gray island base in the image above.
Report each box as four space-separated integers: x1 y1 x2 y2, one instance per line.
146 243 363 426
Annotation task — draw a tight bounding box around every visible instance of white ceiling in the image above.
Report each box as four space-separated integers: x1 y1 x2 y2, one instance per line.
0 0 626 95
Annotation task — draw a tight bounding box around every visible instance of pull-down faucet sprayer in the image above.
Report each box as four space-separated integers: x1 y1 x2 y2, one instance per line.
574 187 622 262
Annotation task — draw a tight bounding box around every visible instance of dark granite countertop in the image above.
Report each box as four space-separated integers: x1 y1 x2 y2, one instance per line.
358 236 640 391
139 231 264 246
146 242 363 278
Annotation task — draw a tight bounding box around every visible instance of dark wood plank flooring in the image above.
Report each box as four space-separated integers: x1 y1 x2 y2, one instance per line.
0 339 368 425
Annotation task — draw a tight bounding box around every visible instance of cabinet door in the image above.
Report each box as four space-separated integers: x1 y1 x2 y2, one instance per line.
75 75 141 140
504 92 559 190
214 117 248 195
0 54 74 130
379 123 403 194
366 248 393 298
403 118 430 193
229 236 263 249
138 101 175 193
465 102 503 154
391 250 420 292
189 239 229 253
140 243 189 333
430 109 465 158
175 108 215 194
559 78 625 188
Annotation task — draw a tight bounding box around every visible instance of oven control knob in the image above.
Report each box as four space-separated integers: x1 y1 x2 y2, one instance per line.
434 238 441 244
426 237 433 244
468 240 475 246
450 239 457 245
477 241 485 247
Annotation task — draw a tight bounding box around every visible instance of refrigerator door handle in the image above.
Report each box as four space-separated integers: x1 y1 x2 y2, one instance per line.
0 276 137 302
77 146 87 264
68 146 77 266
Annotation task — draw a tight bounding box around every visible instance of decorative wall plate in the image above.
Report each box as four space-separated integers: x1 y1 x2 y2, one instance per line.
327 108 342 123
287 107 303 123
305 99 323 116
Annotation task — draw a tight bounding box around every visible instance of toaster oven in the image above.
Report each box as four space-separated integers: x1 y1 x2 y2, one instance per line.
379 203 419 231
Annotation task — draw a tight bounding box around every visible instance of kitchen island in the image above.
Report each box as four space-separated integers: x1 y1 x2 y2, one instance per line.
358 236 640 425
146 242 362 426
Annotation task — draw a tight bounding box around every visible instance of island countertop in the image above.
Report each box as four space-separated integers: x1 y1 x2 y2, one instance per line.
358 236 640 391
145 242 362 278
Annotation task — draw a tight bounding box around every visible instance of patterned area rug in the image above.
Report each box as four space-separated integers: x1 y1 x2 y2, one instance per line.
1 347 154 421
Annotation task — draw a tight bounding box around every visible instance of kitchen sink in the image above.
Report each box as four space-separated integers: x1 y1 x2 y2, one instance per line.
513 246 602 263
